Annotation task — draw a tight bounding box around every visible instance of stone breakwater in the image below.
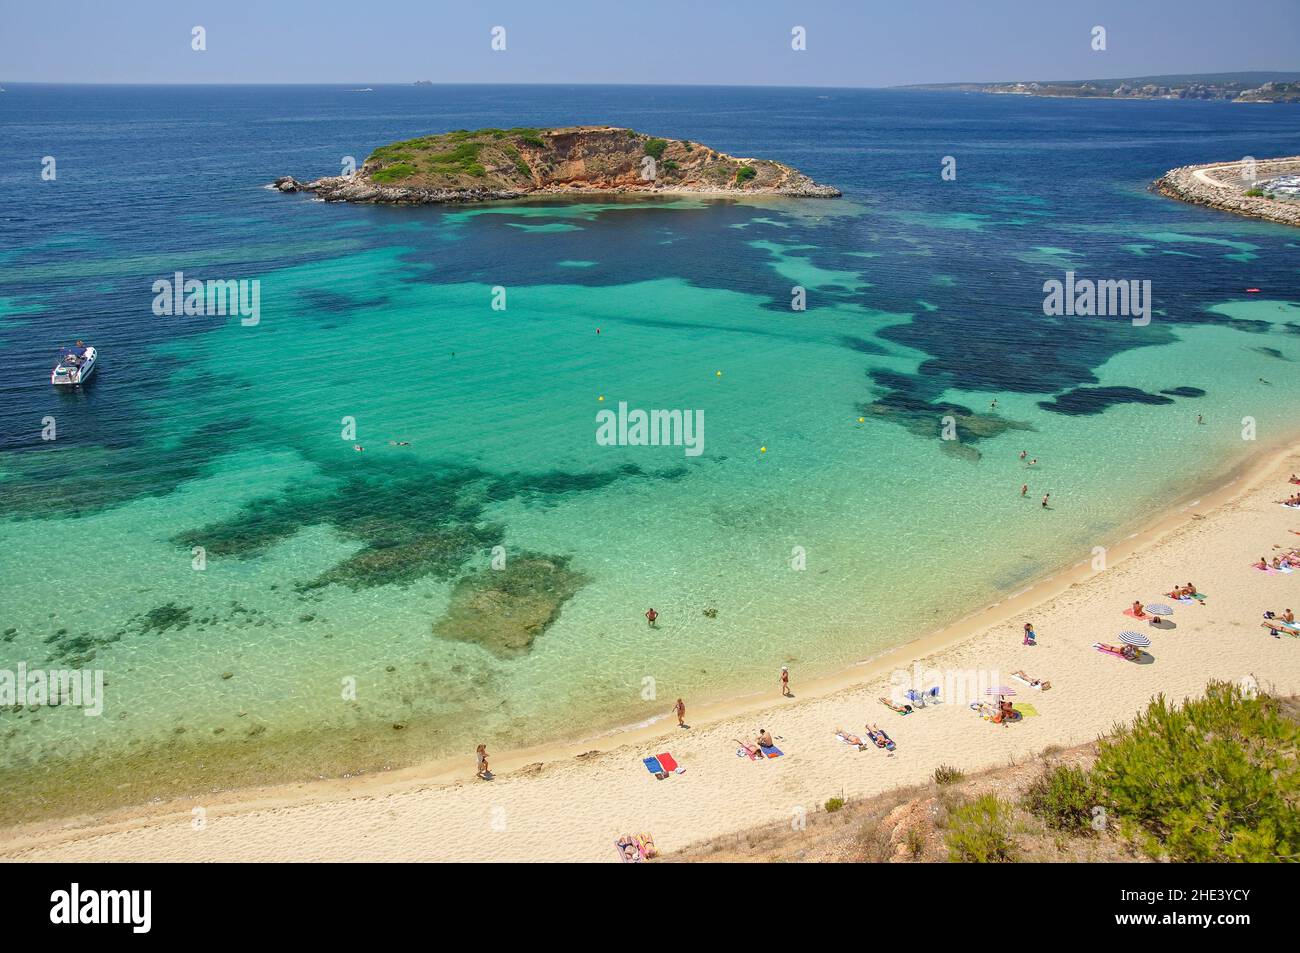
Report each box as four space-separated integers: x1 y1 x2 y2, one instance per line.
1154 156 1300 227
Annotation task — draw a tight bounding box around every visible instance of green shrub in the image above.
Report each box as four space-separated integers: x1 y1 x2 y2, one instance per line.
1024 764 1097 834
1245 188 1264 197
1092 682 1300 862
515 160 532 179
661 159 679 172
519 135 545 148
825 797 844 813
644 138 668 160
944 795 1020 862
933 764 964 785
735 165 757 185
371 163 416 183
905 826 926 858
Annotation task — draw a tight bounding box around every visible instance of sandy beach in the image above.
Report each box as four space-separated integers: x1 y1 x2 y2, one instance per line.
5 443 1300 863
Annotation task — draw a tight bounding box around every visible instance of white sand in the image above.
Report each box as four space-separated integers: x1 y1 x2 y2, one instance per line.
5 448 1300 862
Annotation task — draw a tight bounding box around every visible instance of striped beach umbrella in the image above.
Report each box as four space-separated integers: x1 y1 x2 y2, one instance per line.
1144 603 1173 616
985 686 1017 697
1119 630 1151 648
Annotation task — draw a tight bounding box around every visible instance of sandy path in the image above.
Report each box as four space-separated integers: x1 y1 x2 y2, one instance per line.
4 449 1300 862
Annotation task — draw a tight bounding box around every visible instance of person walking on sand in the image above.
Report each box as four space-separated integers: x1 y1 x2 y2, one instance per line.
1023 622 1036 645
645 607 658 628
673 697 687 728
475 743 492 780
780 666 791 697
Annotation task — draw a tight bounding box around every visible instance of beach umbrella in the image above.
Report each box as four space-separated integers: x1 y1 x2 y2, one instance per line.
1144 603 1173 616
1119 630 1151 648
985 686 1017 697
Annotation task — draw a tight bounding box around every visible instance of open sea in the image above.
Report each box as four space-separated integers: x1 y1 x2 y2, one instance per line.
1 83 1298 821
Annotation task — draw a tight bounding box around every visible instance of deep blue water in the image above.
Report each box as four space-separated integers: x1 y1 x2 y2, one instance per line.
2 84 1298 456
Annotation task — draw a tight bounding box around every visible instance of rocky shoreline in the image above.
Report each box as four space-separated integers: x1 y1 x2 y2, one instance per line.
271 125 840 206
272 175 840 204
1153 156 1300 227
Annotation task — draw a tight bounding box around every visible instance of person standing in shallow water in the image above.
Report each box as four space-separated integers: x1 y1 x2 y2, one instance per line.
673 697 687 728
1020 483 1028 497
645 607 658 628
1041 493 1050 509
475 744 492 780
780 666 791 697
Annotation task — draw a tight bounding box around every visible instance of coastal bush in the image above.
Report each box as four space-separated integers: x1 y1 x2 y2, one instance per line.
825 797 844 813
944 795 1020 862
372 163 416 183
643 138 668 160
519 135 545 149
515 160 532 179
1092 682 1300 862
735 164 757 185
1245 188 1264 197
905 826 926 858
933 764 963 785
661 159 679 172
1023 764 1097 834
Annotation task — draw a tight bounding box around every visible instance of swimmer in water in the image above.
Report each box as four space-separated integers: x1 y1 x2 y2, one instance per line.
353 445 364 452
645 607 658 628
1019 450 1027 460
1041 493 1050 508
1021 483 1028 497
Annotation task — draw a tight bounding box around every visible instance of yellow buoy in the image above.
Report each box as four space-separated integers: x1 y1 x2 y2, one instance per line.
598 395 604 401
716 370 722 377
857 417 864 423
760 446 767 453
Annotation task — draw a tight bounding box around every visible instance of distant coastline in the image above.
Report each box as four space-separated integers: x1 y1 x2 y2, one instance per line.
902 71 1300 103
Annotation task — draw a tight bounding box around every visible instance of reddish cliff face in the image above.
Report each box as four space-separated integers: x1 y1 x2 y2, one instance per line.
273 125 840 204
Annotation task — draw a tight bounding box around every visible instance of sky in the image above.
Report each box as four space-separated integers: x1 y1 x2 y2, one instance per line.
1 0 1297 87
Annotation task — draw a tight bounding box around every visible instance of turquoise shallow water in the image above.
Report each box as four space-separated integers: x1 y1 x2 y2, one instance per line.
1 84 1298 819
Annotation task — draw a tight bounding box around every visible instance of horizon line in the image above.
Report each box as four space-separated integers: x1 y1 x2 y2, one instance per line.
2 69 1297 91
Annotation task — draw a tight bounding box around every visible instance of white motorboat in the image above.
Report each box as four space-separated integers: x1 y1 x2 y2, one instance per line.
51 342 96 386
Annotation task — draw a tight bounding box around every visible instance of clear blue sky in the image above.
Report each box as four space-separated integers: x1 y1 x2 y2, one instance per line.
3 0 1297 86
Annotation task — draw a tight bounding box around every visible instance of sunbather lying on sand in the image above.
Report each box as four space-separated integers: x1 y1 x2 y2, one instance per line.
877 696 913 714
1012 670 1051 690
1262 619 1298 635
835 727 866 749
616 835 642 863
865 724 894 749
1096 642 1140 661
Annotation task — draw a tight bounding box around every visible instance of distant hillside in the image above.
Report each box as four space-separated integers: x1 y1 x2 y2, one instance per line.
902 71 1300 103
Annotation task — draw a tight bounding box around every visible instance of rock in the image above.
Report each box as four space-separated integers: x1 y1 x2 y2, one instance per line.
274 125 840 206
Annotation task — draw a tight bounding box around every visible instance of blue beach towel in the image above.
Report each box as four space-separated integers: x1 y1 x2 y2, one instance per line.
642 756 664 775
